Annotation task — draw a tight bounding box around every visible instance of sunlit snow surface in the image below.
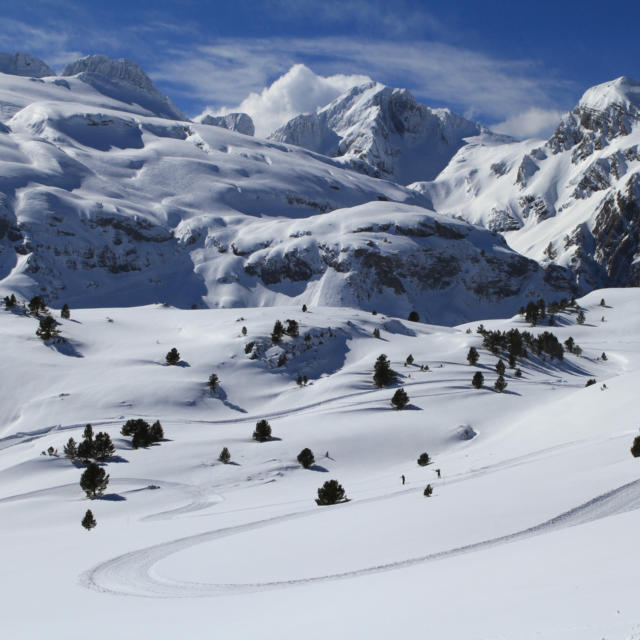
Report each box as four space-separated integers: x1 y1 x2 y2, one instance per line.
1 288 639 639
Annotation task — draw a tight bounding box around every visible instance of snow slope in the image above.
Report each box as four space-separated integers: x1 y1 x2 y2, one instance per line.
413 76 640 290
1 288 639 639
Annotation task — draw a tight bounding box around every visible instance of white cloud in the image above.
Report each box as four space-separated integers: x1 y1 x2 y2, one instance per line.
207 63 370 137
493 108 565 139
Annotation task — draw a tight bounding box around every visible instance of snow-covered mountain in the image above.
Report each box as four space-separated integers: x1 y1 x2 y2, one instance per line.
195 112 255 136
413 76 640 290
0 52 53 78
0 54 573 322
269 81 486 184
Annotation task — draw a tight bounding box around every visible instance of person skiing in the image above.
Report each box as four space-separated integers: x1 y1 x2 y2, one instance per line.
436 468 441 479
401 474 406 485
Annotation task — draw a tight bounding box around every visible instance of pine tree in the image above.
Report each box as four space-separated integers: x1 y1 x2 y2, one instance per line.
81 509 97 531
150 421 164 442
600 298 606 307
495 359 506 375
372 328 381 339
316 479 347 505
28 295 47 316
391 388 409 410
93 432 115 461
472 371 484 389
241 326 247 336
417 452 430 467
302 304 307 312
218 447 231 464
253 419 272 442
271 320 285 343
297 448 315 469
467 347 479 365
601 352 607 361
373 354 395 387
165 347 180 365
285 319 299 337
405 354 414 366
408 311 419 322
525 301 539 326
576 310 586 325
208 373 219 392
508 352 516 368
631 435 640 458
63 437 78 459
494 375 507 393
80 463 109 499
564 336 575 353
36 315 60 341
423 484 433 497
61 304 70 319
515 368 522 378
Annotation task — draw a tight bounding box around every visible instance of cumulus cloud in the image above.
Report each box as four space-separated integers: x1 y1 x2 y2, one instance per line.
204 63 370 137
493 107 565 139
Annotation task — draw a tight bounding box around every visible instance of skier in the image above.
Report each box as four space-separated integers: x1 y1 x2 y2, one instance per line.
436 468 441 479
401 474 405 485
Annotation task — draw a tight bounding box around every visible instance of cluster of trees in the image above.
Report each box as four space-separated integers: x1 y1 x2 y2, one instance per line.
476 326 564 361
64 424 115 462
563 336 583 356
271 319 299 343
519 297 576 326
121 419 164 448
471 369 507 392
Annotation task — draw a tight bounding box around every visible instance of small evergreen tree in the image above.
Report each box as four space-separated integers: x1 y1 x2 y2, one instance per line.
81 509 97 531
93 432 115 461
600 298 606 307
297 448 315 469
408 311 419 322
576 310 586 325
3 293 17 309
150 421 164 442
253 419 272 442
77 438 94 462
296 374 303 386
525 301 539 326
495 359 506 375
405 354 414 366
508 352 516 368
372 328 381 339
61 304 70 319
208 373 219 392
417 452 430 467
36 315 60 341
271 320 285 343
28 295 47 316
494 375 507 393
601 352 607 361
467 347 479 365
218 447 231 464
423 484 433 497
564 336 575 353
515 368 522 378
302 304 307 312
631 435 640 458
585 378 596 387
80 462 109 499
373 354 395 387
316 479 347 505
285 319 299 337
166 347 180 365
64 437 78 459
391 388 409 410
241 326 247 336
472 371 484 389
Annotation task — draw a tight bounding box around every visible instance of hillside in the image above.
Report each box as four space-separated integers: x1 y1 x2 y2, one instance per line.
0 289 638 638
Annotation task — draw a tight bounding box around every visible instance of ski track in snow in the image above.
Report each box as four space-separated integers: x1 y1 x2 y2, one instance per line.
80 477 640 599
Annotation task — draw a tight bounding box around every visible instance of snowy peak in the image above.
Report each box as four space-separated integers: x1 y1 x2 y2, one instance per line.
196 112 255 136
0 52 54 78
270 82 483 184
578 76 640 112
61 54 186 121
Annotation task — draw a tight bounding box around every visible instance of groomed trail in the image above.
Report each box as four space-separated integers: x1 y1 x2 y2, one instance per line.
80 476 640 599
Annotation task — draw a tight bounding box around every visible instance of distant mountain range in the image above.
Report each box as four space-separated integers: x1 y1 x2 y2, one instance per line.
0 52 637 321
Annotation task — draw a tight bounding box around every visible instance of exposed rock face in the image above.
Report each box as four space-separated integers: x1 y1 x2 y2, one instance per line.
0 52 54 78
415 76 640 290
197 113 255 136
270 82 483 184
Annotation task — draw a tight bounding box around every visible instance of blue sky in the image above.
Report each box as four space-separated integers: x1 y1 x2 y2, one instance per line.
1 0 638 137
